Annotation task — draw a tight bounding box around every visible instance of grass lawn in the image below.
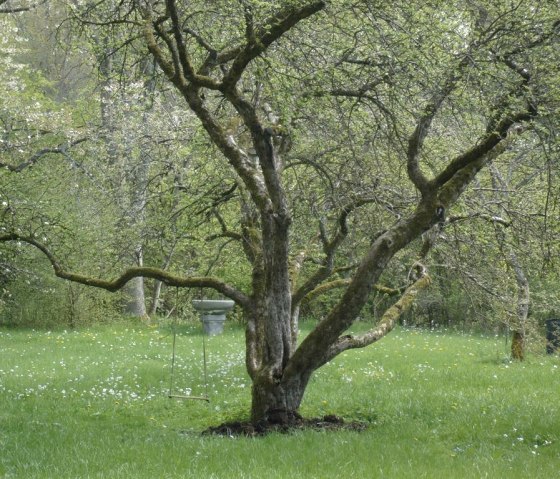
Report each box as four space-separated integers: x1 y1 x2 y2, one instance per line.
0 320 559 478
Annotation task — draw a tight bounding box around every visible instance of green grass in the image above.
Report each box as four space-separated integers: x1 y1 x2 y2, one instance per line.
1 321 559 478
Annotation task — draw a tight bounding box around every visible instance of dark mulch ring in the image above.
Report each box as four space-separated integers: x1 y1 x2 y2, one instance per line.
202 413 369 437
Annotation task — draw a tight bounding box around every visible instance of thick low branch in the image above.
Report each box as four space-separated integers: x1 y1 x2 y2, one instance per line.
324 272 432 361
0 233 250 306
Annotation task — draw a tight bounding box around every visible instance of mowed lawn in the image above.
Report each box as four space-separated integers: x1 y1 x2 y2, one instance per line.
1 321 559 478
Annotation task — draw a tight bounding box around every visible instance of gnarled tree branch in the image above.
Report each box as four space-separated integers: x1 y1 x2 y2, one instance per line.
302 278 402 304
407 54 472 195
220 1 326 90
0 233 250 307
324 270 431 362
432 110 535 191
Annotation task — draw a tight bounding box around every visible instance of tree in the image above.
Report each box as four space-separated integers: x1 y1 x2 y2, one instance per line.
1 0 558 425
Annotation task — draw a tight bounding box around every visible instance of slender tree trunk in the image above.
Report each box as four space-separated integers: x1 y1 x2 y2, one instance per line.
148 247 176 316
510 252 529 361
148 279 164 317
121 59 157 319
489 165 529 360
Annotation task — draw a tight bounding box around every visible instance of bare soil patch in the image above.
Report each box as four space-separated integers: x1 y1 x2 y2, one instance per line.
202 413 368 437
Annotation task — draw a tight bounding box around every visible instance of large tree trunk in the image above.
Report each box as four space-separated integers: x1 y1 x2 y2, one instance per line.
251 371 309 424
246 212 294 423
107 0 542 425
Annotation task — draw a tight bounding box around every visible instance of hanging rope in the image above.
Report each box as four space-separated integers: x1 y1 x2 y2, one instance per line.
168 287 210 402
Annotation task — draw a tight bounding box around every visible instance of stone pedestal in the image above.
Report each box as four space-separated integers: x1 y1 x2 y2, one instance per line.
192 299 235 335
